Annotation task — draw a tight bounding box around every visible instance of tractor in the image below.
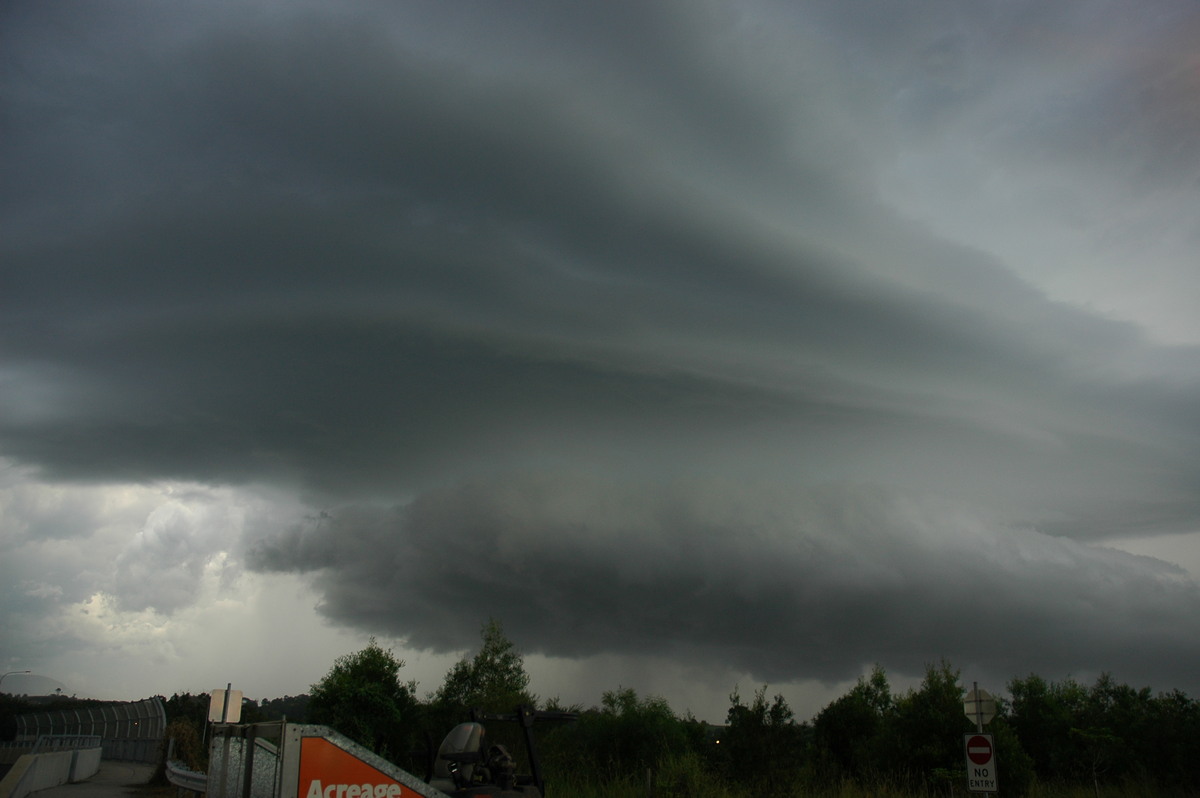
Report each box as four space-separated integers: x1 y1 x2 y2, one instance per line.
427 705 576 798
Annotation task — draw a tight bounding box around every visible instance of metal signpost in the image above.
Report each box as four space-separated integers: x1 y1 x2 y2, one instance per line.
963 685 996 729
211 685 245 723
963 683 998 794
207 684 245 753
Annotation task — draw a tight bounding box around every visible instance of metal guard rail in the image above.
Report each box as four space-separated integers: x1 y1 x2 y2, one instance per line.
166 759 209 795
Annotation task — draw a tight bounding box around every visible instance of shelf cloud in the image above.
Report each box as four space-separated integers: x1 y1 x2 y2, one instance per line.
3 0 1199 709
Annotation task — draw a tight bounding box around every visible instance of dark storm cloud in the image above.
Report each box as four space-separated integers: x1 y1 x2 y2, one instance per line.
4 0 1200 690
249 477 1200 691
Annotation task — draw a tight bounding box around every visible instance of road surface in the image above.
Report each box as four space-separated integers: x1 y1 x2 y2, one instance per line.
28 761 158 798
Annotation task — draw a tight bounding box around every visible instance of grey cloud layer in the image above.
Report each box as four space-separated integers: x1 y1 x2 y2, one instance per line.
249 478 1200 691
3 0 1200 690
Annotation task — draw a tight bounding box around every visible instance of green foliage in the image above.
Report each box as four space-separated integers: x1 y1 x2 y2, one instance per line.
1007 671 1200 794
724 685 807 795
886 660 971 785
162 692 210 729
1010 673 1090 782
165 717 207 770
424 618 537 776
598 688 690 774
542 687 690 783
989 714 1036 797
811 662 1023 794
1142 688 1200 789
0 693 35 742
258 694 310 722
309 637 419 761
654 750 746 798
247 626 1200 798
597 686 691 772
812 665 893 783
432 618 533 717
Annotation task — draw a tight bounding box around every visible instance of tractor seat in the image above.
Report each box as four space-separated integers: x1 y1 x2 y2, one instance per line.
430 722 486 794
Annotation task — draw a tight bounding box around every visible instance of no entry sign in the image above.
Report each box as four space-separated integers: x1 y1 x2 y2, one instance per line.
966 735 992 765
964 734 998 793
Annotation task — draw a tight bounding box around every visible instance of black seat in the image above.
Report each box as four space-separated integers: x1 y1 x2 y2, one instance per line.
430 722 486 793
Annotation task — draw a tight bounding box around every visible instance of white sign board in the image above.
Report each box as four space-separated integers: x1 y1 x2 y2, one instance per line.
208 688 243 723
963 688 996 726
964 734 998 793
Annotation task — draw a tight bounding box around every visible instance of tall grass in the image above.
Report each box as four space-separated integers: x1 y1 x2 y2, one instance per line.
546 752 746 798
544 760 1179 798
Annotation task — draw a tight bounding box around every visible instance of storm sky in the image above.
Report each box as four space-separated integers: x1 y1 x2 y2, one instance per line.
3 0 1200 721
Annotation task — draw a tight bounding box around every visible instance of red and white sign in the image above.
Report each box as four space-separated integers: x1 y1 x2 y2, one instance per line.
298 738 420 798
965 735 992 766
964 734 998 793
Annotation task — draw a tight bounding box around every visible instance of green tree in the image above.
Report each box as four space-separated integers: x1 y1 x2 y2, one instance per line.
259 694 310 722
812 665 892 784
0 693 36 742
426 619 537 777
309 638 419 761
1144 688 1200 789
886 660 971 786
724 685 807 796
540 687 688 786
597 687 689 776
163 717 207 771
984 697 1036 797
1078 673 1141 789
161 692 210 729
157 693 212 779
1008 673 1089 783
432 619 534 716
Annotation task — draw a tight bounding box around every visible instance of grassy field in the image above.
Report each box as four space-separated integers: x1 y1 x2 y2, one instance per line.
544 754 1182 798
546 782 1180 798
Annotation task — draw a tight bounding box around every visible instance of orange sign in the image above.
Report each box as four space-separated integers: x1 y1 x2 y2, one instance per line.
298 737 419 798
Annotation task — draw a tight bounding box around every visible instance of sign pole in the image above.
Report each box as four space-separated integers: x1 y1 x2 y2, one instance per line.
964 683 998 795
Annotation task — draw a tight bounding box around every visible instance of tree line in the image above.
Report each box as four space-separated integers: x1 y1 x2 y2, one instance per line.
149 620 1200 796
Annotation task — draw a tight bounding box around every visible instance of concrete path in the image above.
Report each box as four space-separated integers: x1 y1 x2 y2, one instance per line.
31 762 157 798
